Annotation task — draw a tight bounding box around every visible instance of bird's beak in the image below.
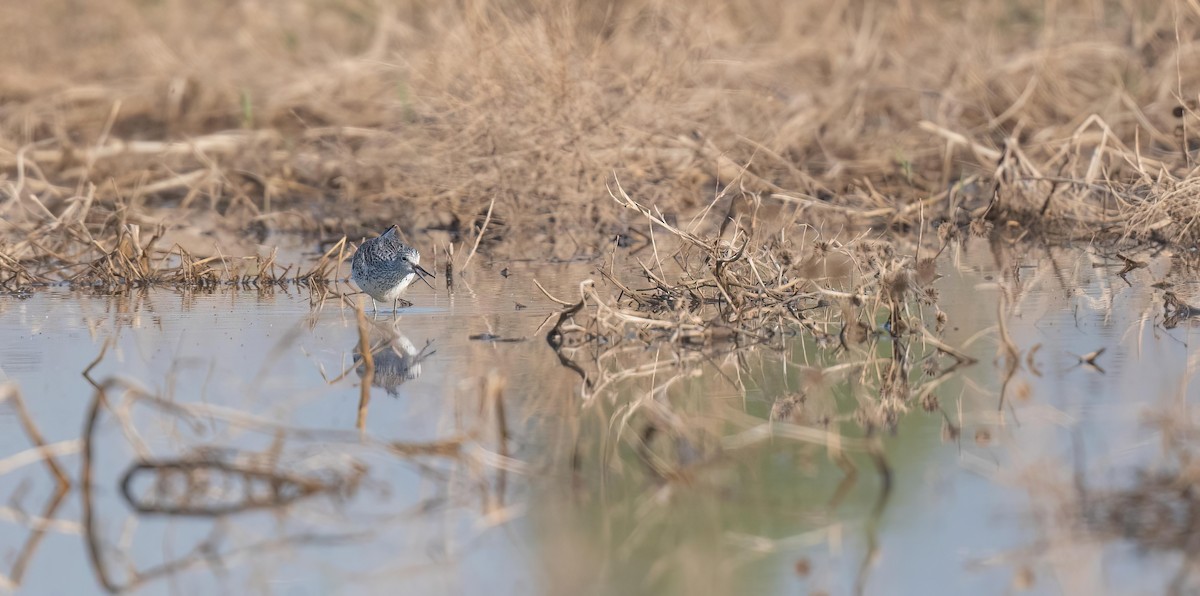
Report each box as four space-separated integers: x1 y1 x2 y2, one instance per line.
413 263 436 289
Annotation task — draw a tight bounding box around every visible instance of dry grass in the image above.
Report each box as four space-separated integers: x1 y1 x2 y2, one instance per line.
5 0 1200 288
534 179 979 519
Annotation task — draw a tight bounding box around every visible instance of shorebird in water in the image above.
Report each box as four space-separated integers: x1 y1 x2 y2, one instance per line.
351 225 434 312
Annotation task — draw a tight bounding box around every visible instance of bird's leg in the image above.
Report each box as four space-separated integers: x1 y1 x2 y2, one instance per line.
392 298 399 314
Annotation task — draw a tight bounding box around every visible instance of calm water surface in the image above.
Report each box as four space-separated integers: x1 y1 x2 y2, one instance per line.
0 240 1197 595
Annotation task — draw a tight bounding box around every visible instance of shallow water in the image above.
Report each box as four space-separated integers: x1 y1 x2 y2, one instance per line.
1 240 1198 595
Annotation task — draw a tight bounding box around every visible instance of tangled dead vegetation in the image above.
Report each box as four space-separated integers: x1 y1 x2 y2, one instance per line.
534 184 983 584
6 1 1200 280
0 202 350 293
546 183 976 444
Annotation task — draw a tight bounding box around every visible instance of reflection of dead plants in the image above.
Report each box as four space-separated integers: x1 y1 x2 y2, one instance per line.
1164 291 1200 329
549 182 975 434
537 183 980 594
0 384 71 591
1078 411 1200 555
1083 469 1200 555
57 330 506 592
1030 410 1200 593
353 297 374 430
0 384 70 488
120 456 365 516
78 373 372 591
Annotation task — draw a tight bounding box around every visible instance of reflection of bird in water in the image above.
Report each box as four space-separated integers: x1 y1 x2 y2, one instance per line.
353 326 436 397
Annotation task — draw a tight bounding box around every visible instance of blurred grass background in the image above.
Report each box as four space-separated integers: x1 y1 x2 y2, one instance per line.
1 0 1197 263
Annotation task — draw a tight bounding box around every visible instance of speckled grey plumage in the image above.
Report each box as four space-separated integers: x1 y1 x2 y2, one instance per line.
351 225 431 311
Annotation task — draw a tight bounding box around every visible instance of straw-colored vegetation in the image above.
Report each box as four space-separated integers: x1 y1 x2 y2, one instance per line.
4 0 1200 290
540 182 974 494
8 2 1200 591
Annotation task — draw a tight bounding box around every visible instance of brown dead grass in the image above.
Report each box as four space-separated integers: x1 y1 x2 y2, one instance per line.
4 0 1200 286
548 182 973 438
